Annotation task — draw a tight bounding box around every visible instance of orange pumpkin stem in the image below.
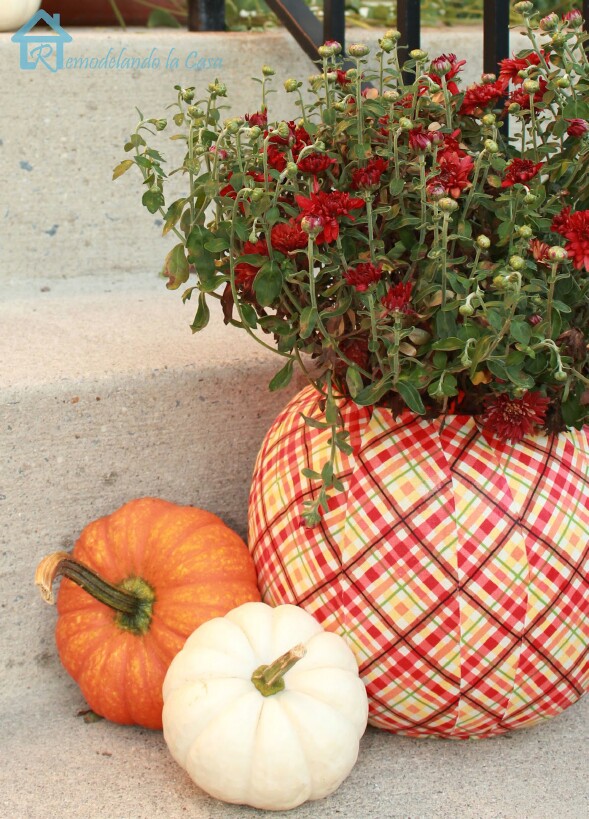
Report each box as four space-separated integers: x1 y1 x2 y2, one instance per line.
251 643 307 697
35 551 155 635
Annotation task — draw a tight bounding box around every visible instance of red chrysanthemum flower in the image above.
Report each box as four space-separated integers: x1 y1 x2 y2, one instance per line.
264 121 312 170
432 150 474 198
480 392 550 443
428 53 466 95
351 157 389 190
244 110 268 128
270 219 308 254
529 239 551 263
338 338 370 372
438 129 465 156
551 206 572 235
553 209 589 271
566 118 589 137
295 190 365 244
501 157 543 188
344 262 383 292
497 52 543 91
459 81 504 117
297 152 336 175
381 281 413 313
506 78 547 112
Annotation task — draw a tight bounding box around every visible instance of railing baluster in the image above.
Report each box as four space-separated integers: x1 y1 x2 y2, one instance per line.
323 0 346 52
187 0 225 31
483 0 510 75
396 0 421 54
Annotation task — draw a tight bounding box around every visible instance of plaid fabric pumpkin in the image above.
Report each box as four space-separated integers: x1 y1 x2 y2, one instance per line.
248 385 589 739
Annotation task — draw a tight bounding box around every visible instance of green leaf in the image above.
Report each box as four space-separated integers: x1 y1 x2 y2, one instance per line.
254 261 283 307
300 413 330 430
353 375 393 407
346 365 364 399
431 337 464 351
163 198 186 235
510 320 532 345
239 303 258 328
268 359 294 391
204 237 229 252
321 461 334 485
389 178 404 196
396 381 425 414
112 159 134 180
190 293 210 333
302 467 321 480
163 244 189 290
299 306 318 339
142 188 164 214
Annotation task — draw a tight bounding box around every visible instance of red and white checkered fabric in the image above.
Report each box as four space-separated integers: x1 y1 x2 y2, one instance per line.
248 385 589 738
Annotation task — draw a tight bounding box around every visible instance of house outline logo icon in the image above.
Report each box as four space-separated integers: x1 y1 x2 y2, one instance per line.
11 11 72 72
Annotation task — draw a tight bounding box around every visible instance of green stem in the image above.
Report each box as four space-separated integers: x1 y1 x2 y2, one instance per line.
35 551 155 636
251 644 306 697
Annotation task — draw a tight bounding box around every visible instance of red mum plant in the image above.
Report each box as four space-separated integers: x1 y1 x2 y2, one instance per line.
123 5 589 520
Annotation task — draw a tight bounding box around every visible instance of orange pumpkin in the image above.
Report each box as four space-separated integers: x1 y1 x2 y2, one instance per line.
35 498 261 729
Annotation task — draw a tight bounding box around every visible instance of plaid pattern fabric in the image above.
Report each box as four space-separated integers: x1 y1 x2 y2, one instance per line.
248 386 589 739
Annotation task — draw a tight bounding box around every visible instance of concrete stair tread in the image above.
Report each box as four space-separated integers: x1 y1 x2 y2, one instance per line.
3 680 588 819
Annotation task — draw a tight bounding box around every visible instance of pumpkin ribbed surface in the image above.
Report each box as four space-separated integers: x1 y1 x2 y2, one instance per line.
248 386 589 738
55 498 261 729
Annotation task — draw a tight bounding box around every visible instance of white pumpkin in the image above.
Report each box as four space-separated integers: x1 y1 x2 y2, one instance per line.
162 601 368 811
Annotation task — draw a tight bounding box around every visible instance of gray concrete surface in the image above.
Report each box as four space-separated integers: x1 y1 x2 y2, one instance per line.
1 23 588 819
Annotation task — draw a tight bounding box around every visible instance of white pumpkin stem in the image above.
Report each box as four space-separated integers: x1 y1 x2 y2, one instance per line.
251 643 306 697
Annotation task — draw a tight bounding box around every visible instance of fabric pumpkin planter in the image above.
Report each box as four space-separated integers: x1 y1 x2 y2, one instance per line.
248 385 589 739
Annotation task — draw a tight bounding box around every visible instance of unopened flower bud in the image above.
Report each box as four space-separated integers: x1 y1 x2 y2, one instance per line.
345 68 358 81
379 37 396 53
314 140 326 151
508 102 522 114
524 192 538 205
208 81 227 97
154 118 167 131
225 118 241 134
334 101 347 112
513 386 527 398
516 225 533 239
563 9 583 28
398 117 413 130
554 369 568 382
476 235 491 249
284 78 299 92
509 255 525 270
548 245 568 262
251 188 264 202
409 49 428 62
262 65 275 76
438 197 459 213
384 29 402 42
285 162 298 178
301 215 323 237
556 75 571 88
539 12 559 30
348 43 370 58
514 1 534 15
181 88 195 102
459 303 475 316
383 89 400 101
523 78 540 93
430 55 452 76
277 121 291 139
186 106 201 119
484 139 499 153
248 125 262 139
428 182 447 201
567 117 589 136
481 73 497 84
493 274 508 289
482 113 496 126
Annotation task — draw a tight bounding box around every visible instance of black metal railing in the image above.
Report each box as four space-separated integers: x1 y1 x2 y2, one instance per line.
188 1 589 74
